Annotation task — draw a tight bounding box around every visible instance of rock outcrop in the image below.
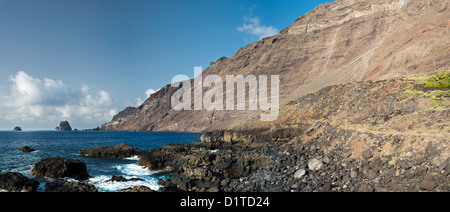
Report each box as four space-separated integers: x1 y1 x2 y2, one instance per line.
139 142 270 191
55 121 72 131
13 126 22 131
0 172 40 192
103 0 450 132
19 146 36 153
79 143 142 159
32 157 91 181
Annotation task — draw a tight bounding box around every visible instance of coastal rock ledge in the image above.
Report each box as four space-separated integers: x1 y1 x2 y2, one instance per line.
79 143 142 159
32 157 91 181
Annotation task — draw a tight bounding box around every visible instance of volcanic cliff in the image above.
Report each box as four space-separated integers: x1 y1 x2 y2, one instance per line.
102 0 450 132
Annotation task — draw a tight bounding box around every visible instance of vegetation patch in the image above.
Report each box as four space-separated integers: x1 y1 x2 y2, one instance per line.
418 72 450 88
405 72 450 100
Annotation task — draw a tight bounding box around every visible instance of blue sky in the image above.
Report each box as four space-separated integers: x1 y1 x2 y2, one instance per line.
0 0 332 130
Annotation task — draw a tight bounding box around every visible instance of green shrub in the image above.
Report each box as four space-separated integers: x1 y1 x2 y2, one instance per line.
419 72 450 88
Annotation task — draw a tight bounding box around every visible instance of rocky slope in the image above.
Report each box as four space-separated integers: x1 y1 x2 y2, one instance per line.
145 74 449 192
103 0 450 132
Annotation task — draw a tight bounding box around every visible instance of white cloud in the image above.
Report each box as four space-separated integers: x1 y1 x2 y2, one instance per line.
0 71 118 129
237 16 279 39
145 89 156 98
134 88 158 107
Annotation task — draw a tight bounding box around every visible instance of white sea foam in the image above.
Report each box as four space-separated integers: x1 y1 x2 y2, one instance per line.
116 164 156 176
88 175 162 192
123 156 140 161
88 164 164 192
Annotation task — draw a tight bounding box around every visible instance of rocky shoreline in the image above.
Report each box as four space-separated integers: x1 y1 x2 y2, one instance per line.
138 128 449 192
0 144 145 192
1 128 448 192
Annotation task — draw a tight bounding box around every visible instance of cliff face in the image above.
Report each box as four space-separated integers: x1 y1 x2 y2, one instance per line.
103 0 450 132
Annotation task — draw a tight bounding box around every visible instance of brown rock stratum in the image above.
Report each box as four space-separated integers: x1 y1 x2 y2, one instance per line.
102 0 450 132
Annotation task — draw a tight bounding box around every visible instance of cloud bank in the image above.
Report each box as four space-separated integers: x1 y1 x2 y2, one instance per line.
0 71 117 129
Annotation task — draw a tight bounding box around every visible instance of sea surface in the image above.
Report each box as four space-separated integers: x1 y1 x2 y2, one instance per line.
0 131 201 192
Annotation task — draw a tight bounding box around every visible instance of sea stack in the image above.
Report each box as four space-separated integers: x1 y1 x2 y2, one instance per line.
13 126 22 131
55 121 72 131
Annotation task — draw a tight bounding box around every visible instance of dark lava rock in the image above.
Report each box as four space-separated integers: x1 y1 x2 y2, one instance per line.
55 121 72 131
138 145 189 171
0 172 39 192
120 186 155 192
79 143 142 159
140 142 270 192
19 146 36 153
32 157 91 180
44 180 97 192
13 126 22 131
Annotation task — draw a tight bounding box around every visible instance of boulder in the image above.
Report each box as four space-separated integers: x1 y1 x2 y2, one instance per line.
362 149 373 160
55 121 72 131
79 143 142 159
294 169 306 179
32 157 91 180
0 172 39 192
19 146 36 153
308 158 323 171
44 180 97 192
419 174 437 191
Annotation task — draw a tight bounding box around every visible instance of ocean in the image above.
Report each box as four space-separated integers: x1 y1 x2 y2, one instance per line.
0 131 202 192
